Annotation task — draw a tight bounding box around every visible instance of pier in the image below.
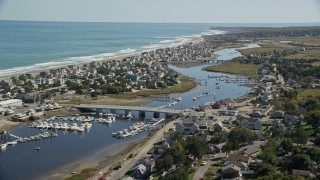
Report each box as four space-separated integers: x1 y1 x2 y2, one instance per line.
74 104 183 118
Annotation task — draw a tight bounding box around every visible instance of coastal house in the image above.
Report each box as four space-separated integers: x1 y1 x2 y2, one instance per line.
15 92 39 103
238 117 262 130
142 158 155 175
224 161 248 171
175 122 199 135
227 154 251 165
272 110 285 119
284 114 300 125
261 93 273 102
132 164 147 179
292 169 315 178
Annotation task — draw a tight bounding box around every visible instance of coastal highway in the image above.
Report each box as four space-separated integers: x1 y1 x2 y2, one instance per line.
90 119 176 180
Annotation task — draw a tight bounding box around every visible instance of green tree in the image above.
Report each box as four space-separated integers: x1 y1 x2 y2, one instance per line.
315 135 320 146
258 141 278 165
307 147 320 163
227 127 256 148
292 125 308 146
305 111 320 133
163 155 173 170
256 163 276 177
290 154 311 170
304 99 319 111
281 138 293 152
185 136 206 158
286 100 299 114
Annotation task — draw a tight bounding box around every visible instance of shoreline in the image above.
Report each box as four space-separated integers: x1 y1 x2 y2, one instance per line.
44 139 145 180
0 37 204 80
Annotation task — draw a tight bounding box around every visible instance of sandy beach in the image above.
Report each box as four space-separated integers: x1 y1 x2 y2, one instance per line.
43 140 141 180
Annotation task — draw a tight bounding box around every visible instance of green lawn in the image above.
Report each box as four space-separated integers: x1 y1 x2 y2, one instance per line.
204 60 259 78
239 43 294 56
297 89 320 100
188 171 195 180
110 76 197 99
284 49 320 60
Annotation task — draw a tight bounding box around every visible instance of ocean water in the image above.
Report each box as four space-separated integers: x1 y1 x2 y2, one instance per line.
0 21 224 77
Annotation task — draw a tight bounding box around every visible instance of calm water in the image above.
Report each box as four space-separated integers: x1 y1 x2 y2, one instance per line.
0 43 258 180
145 44 260 109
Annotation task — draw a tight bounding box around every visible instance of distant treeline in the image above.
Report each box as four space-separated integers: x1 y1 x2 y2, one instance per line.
204 26 320 42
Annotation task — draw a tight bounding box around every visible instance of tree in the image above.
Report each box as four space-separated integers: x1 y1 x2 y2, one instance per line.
290 154 311 170
286 100 299 114
292 125 308 146
227 127 256 148
256 163 276 177
305 111 320 133
258 141 278 165
304 99 319 111
307 147 320 163
281 138 293 152
315 135 320 146
163 155 173 170
185 136 206 158
90 92 98 97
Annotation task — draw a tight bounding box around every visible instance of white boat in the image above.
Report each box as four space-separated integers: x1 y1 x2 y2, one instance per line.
105 118 113 125
110 116 116 122
84 122 92 130
112 132 117 137
175 97 182 101
120 129 131 138
1 143 7 150
7 141 17 146
61 122 69 130
78 125 85 132
126 112 133 119
70 123 79 131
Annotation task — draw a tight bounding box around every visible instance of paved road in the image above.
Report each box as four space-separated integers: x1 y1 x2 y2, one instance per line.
90 120 176 180
192 161 211 180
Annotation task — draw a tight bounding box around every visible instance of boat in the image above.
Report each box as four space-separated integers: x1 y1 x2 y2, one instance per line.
83 122 92 130
105 118 113 125
7 141 17 146
175 97 182 101
120 129 132 138
126 112 133 119
70 123 79 131
35 147 41 151
0 143 7 150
